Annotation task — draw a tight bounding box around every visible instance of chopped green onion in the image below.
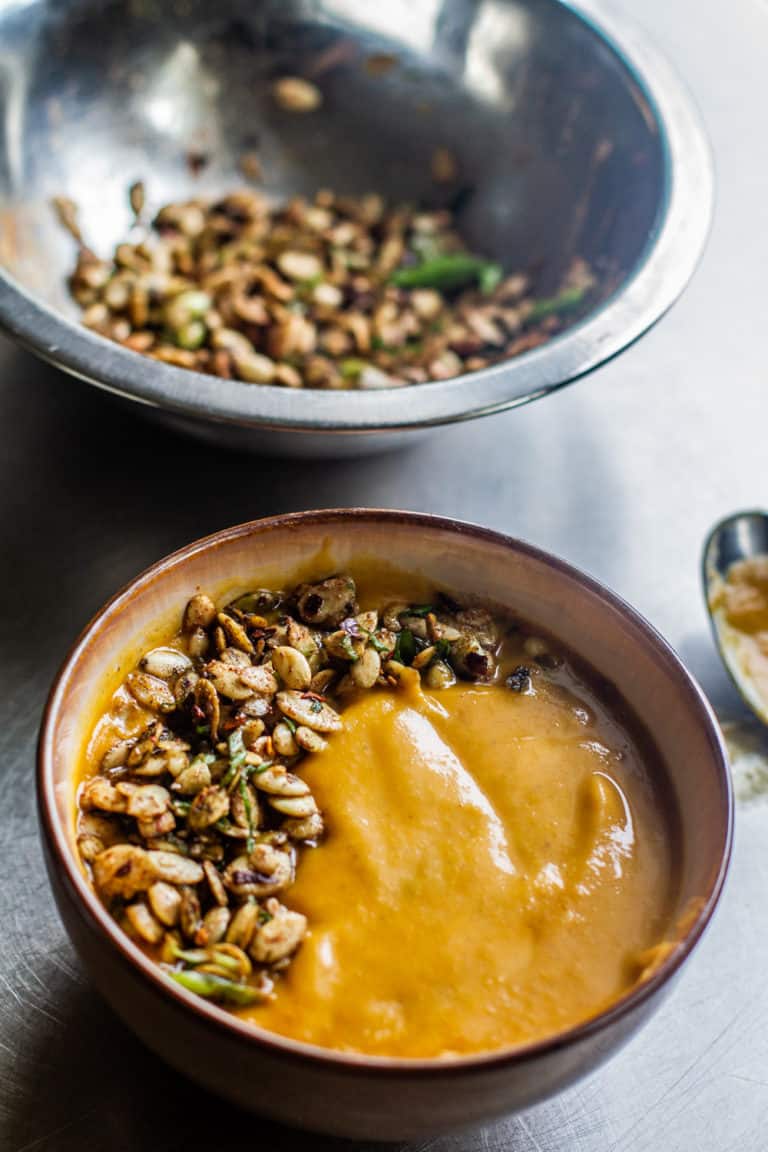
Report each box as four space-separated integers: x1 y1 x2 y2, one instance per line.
282 716 297 735
239 774 256 854
171 944 242 974
171 946 209 965
244 759 273 779
527 284 589 323
213 817 242 836
390 253 502 293
222 728 248 788
368 632 392 655
166 968 261 1006
258 908 273 925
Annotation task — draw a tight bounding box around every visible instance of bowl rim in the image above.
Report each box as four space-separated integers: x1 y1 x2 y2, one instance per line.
2 0 713 435
38 508 733 1076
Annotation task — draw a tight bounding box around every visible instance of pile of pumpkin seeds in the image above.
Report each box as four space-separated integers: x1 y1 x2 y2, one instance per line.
77 575 508 1009
61 183 594 390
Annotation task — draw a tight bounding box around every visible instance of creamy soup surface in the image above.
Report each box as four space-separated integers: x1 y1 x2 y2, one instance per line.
80 574 678 1059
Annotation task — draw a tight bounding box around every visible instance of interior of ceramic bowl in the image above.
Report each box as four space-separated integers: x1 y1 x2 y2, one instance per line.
0 0 663 332
40 511 731 1065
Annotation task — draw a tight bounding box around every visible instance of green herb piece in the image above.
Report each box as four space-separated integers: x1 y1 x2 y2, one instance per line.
434 639 452 661
282 716 297 735
173 319 207 351
527 284 589 323
394 628 417 665
401 604 433 618
166 968 261 1006
213 817 240 835
189 752 216 769
228 728 245 758
478 261 503 294
339 634 360 662
195 723 210 736
244 759 274 779
368 632 392 655
390 253 502 293
339 358 369 379
172 799 191 815
222 728 248 788
258 907 273 925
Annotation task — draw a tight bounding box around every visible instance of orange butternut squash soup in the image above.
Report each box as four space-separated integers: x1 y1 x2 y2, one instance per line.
77 572 678 1059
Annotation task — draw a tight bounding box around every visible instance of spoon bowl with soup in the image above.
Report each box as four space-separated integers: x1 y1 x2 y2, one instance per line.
703 509 768 725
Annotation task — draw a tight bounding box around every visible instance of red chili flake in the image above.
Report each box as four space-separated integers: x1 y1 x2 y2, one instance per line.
248 627 276 640
221 716 246 733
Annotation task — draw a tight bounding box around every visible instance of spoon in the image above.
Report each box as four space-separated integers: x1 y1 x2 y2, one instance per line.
703 509 768 725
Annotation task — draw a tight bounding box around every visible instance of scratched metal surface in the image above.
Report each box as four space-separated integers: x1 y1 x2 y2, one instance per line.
2 0 768 1147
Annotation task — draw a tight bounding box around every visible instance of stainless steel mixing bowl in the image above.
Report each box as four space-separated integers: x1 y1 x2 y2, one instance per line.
0 0 712 456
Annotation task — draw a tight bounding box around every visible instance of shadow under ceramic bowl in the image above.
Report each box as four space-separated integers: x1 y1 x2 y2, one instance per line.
38 510 732 1139
1 0 712 457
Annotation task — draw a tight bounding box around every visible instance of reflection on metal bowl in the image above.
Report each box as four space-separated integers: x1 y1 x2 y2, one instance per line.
0 0 712 455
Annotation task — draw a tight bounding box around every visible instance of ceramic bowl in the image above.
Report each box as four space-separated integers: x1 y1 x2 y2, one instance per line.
38 510 732 1139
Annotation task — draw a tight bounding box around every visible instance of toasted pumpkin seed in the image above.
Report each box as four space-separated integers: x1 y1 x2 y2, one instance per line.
126 672 176 712
251 766 310 798
276 690 342 732
140 646 191 680
126 901 165 944
183 594 217 631
147 851 204 886
202 905 231 945
272 646 312 690
148 881 182 927
226 902 259 950
249 901 307 964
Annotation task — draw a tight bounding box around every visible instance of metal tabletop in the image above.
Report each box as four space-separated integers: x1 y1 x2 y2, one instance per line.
2 1 767 1148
